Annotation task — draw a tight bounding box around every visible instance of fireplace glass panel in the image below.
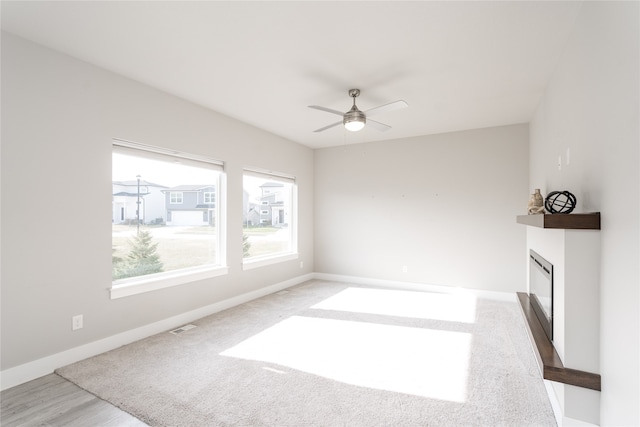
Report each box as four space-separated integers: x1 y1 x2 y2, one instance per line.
529 250 553 341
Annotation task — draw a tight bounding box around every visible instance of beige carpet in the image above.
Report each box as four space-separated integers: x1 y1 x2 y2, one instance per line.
56 280 556 426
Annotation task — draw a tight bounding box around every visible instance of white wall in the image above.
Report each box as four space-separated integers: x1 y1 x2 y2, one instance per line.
0 33 314 373
529 2 639 425
314 124 529 294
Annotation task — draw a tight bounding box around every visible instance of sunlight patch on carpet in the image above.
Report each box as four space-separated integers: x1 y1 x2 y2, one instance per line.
311 287 477 323
221 316 471 402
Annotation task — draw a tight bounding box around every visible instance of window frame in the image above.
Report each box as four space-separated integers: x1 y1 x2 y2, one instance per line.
110 139 228 299
242 167 298 270
169 192 183 204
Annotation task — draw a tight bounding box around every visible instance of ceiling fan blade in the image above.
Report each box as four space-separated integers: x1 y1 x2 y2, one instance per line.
313 121 342 133
308 105 345 117
364 100 408 118
366 119 392 132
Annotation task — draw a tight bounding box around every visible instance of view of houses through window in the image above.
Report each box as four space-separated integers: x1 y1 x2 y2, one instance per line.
112 143 223 282
243 171 295 260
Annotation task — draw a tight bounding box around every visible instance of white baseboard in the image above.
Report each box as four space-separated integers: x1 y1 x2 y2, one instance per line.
562 416 599 427
312 272 517 302
0 273 314 391
544 380 565 426
543 381 600 427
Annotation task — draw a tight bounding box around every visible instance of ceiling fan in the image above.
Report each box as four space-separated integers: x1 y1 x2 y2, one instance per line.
309 89 408 133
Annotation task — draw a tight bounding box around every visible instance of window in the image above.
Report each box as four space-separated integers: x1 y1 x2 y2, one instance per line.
111 140 227 298
242 168 297 268
204 192 215 204
170 192 183 204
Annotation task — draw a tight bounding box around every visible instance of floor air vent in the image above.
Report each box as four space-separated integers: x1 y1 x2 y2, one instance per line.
169 324 197 335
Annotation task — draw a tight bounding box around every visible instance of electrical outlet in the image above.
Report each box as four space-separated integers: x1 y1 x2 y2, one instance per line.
299 261 304 269
72 314 83 331
402 265 408 273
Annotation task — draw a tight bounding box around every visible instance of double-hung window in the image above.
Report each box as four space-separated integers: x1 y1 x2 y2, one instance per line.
203 192 215 204
170 192 183 204
242 168 297 269
111 139 227 298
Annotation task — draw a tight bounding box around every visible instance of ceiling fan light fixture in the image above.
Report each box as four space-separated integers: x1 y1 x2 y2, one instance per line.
343 109 366 132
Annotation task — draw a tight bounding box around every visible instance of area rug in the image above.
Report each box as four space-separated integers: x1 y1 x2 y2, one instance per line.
56 280 556 426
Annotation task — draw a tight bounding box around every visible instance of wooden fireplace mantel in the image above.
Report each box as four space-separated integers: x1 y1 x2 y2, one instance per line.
517 292 601 391
516 213 600 230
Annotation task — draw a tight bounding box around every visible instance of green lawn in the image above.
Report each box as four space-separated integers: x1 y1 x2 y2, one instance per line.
112 225 218 274
112 225 286 277
242 226 289 258
242 226 280 235
243 240 289 258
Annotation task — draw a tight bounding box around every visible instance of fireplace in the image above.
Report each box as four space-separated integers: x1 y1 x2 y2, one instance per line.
516 212 601 409
529 250 553 341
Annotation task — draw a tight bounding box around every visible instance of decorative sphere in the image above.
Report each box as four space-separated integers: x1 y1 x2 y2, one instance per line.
545 191 577 214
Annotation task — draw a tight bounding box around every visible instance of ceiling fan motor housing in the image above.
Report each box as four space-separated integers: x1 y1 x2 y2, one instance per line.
344 89 366 131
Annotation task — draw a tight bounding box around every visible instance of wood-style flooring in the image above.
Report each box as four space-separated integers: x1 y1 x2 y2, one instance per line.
1 374 147 426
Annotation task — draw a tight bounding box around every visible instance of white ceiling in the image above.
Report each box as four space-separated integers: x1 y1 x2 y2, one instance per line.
1 1 582 149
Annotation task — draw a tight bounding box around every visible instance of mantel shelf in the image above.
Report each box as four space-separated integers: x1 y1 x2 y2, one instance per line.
516 213 600 230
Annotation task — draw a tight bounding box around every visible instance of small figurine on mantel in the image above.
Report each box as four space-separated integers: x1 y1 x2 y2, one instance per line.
527 188 545 215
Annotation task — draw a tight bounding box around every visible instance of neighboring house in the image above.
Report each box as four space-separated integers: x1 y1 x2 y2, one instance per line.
163 185 216 226
112 180 168 225
245 207 261 226
242 189 260 226
259 182 287 227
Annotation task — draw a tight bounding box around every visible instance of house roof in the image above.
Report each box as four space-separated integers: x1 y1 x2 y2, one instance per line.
113 192 150 197
0 2 583 149
163 185 216 192
113 180 167 188
260 182 284 188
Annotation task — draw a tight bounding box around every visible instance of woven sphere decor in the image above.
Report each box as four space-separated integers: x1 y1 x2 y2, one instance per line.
545 190 577 214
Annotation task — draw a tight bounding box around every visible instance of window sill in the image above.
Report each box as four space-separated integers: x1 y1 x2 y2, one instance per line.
110 265 229 299
242 253 299 270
